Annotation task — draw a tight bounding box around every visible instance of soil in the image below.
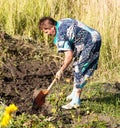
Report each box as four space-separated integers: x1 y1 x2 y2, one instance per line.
0 31 64 115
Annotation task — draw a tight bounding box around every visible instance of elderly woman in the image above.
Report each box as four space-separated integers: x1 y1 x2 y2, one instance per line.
38 17 101 109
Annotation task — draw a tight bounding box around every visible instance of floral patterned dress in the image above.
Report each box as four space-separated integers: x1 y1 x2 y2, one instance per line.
54 18 101 88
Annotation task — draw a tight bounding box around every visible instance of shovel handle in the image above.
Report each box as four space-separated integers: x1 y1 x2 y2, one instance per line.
47 78 57 91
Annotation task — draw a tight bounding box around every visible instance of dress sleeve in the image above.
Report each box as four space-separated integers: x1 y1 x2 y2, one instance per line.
54 21 74 52
56 41 73 52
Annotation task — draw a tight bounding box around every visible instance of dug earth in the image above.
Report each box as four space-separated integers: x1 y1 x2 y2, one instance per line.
0 31 71 115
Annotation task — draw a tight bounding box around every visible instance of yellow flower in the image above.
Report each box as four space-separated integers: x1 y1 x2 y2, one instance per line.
86 110 90 115
51 108 56 113
5 104 18 115
59 92 63 97
0 104 18 127
1 113 11 127
48 123 56 128
71 113 75 118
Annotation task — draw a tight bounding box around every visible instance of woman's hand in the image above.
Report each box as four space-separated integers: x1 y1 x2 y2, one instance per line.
55 70 63 80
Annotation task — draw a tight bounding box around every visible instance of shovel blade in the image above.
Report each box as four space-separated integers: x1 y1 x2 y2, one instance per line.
33 89 48 108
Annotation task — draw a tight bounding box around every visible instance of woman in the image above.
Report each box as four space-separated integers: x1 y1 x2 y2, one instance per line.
38 17 101 109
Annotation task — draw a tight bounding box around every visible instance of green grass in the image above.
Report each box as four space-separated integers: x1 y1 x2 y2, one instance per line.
1 82 119 128
82 82 120 117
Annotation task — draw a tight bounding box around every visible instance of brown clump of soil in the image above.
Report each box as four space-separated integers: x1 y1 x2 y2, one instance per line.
0 31 62 115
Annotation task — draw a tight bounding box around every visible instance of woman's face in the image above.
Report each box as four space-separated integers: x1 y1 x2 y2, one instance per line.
42 26 56 36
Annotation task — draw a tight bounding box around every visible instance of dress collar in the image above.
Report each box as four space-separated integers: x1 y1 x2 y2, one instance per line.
53 22 59 44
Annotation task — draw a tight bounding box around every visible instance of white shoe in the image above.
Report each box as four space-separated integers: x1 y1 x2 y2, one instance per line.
62 103 80 109
62 97 81 109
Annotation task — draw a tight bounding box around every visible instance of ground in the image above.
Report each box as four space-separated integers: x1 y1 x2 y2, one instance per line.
0 31 62 115
0 31 120 127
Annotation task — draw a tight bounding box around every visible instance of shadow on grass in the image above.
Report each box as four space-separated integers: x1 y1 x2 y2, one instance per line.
82 93 120 105
82 82 120 105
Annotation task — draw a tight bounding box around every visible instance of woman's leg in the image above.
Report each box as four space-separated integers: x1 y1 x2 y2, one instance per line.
62 74 90 109
66 85 76 101
62 77 87 109
66 84 83 101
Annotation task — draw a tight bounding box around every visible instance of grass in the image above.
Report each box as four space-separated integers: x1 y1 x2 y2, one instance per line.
82 82 120 117
0 81 119 128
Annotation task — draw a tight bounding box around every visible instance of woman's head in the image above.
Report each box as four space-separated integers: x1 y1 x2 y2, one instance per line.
38 17 57 36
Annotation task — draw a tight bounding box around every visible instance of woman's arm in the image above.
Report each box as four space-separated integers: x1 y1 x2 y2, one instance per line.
60 50 73 72
55 50 73 80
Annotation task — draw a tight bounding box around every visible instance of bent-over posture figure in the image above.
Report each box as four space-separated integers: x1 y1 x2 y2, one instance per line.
38 17 101 109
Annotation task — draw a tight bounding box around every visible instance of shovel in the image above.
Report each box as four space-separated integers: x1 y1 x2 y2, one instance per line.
32 78 57 109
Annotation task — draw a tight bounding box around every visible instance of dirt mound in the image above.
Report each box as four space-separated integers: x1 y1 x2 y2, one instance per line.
0 31 61 114
0 60 58 114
